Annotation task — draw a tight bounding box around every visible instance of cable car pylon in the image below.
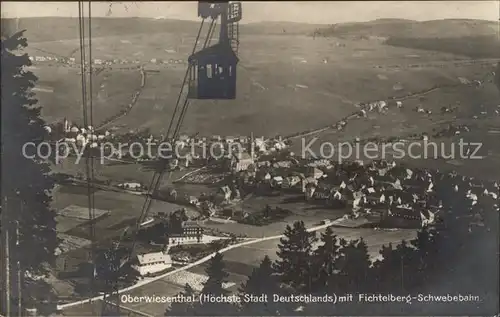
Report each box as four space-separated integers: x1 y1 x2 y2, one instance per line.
99 2 242 315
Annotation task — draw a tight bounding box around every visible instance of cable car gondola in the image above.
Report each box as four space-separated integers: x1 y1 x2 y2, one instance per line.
188 42 238 99
188 1 242 100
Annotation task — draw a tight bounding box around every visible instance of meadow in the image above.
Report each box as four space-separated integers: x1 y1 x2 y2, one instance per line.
27 28 497 137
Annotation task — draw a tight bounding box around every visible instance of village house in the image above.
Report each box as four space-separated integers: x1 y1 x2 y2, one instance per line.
380 207 427 229
238 136 248 143
306 167 324 179
313 185 333 200
257 161 271 168
301 177 318 193
282 176 301 189
273 160 292 168
272 176 284 188
305 183 317 200
254 137 267 153
178 135 190 143
215 186 232 204
179 194 199 206
167 222 204 246
307 159 333 169
132 251 172 276
270 138 287 151
231 152 254 172
118 182 142 190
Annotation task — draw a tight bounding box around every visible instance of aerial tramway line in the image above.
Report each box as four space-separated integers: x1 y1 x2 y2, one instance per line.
97 2 242 315
76 0 98 302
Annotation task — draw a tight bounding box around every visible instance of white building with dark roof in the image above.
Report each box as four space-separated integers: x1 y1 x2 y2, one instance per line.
132 251 172 276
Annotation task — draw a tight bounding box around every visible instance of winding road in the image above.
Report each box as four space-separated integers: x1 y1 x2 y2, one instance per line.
57 221 335 310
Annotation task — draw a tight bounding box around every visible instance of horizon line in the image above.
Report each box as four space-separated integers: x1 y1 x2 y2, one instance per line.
1 16 498 24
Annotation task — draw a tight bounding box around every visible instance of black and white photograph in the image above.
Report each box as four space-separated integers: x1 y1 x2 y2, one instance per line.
1 1 499 316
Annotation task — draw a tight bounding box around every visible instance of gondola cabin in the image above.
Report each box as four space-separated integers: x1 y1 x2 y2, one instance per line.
188 43 238 100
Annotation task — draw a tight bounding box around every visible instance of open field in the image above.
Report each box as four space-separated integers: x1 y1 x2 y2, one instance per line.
51 157 192 188
58 204 110 219
52 185 186 240
192 226 417 275
288 76 500 179
201 193 346 238
27 28 499 136
32 65 141 127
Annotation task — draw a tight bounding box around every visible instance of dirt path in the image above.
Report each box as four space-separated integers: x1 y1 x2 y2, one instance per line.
97 67 146 131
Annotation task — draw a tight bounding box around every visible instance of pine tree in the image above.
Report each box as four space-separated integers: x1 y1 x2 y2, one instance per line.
194 252 236 315
373 240 421 294
410 226 439 286
165 283 196 316
336 239 373 293
273 221 317 292
311 226 342 292
239 256 281 315
1 31 58 313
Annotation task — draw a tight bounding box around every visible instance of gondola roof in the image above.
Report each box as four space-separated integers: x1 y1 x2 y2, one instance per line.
188 42 239 63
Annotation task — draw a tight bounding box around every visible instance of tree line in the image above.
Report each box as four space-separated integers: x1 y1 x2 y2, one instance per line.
166 180 497 316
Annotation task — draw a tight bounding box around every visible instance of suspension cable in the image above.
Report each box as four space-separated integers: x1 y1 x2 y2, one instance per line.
87 0 97 293
101 15 218 314
78 0 96 298
173 18 216 143
203 18 216 49
124 17 209 264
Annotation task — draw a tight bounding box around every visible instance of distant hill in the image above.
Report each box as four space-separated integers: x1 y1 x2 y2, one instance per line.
2 17 498 59
3 17 496 42
241 21 327 35
0 17 324 42
1 17 202 42
385 35 500 59
313 19 500 59
313 19 498 39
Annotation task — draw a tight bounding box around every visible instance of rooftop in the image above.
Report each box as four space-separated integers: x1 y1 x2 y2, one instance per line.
136 251 171 265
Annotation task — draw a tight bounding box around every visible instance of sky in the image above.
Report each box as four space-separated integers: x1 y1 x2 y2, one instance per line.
1 1 499 24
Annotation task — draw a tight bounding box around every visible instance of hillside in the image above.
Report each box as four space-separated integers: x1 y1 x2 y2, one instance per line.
385 35 500 59
241 21 326 35
314 19 498 39
3 17 497 45
313 19 499 59
1 17 202 42
0 17 323 42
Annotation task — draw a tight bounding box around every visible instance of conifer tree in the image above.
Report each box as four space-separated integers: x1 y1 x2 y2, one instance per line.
311 226 342 292
372 240 419 293
239 256 281 315
336 238 373 293
273 221 317 292
1 30 58 313
194 252 236 315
